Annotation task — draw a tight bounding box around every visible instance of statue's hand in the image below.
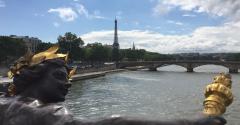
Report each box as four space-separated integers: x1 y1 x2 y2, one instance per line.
194 116 226 125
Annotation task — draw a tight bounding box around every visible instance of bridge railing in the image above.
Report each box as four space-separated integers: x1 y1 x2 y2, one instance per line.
119 60 240 64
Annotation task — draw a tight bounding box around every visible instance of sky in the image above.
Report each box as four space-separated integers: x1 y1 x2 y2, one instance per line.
1 0 240 53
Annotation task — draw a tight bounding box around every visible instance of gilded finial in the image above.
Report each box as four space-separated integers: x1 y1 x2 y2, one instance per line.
203 73 233 116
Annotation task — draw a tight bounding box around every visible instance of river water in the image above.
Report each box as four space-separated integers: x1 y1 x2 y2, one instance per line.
65 65 240 125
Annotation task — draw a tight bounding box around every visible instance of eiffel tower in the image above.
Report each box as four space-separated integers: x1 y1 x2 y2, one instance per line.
112 19 120 62
113 19 119 49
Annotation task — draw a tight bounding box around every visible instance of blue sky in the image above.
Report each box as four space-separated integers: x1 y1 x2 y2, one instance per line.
1 0 240 53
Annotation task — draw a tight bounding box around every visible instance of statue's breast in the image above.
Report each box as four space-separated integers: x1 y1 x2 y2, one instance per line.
27 99 71 116
0 98 74 125
52 105 71 116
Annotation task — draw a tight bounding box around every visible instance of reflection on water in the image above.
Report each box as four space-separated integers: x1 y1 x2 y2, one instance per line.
64 65 239 124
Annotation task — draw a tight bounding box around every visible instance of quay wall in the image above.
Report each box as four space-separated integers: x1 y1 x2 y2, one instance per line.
76 64 116 74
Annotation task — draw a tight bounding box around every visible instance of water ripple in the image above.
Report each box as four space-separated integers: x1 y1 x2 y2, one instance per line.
65 69 239 124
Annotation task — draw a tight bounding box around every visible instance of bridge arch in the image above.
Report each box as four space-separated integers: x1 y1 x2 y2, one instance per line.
193 64 228 73
118 61 240 73
157 64 187 72
150 63 234 73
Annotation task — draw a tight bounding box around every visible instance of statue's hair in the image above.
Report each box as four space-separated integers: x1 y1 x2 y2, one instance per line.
13 59 68 95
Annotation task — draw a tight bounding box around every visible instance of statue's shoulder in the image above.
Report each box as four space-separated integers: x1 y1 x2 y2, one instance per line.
0 97 74 125
0 97 10 114
14 97 71 115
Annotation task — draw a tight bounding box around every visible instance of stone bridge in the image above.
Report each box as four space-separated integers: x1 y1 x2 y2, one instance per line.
118 60 240 73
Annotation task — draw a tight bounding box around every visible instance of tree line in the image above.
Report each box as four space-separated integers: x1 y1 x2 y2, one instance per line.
56 32 177 62
1 32 240 66
38 32 174 63
0 36 26 64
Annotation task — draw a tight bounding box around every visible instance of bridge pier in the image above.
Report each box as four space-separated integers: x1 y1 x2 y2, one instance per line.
149 67 157 71
187 68 193 72
229 68 238 73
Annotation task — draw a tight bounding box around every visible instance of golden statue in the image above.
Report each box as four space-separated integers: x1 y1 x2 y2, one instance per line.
203 73 234 116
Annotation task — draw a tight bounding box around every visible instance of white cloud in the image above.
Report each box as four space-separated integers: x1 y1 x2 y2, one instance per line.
0 0 5 7
48 4 106 22
91 15 105 19
92 10 106 19
81 21 240 53
153 0 240 21
153 2 173 16
149 0 240 53
75 4 89 18
182 14 196 17
48 4 106 21
75 4 106 19
53 22 60 27
167 20 184 26
48 7 78 22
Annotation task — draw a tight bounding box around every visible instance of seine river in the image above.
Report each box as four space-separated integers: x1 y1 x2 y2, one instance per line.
65 65 240 125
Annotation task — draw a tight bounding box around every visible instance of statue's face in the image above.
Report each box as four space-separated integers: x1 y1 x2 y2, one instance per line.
37 65 69 103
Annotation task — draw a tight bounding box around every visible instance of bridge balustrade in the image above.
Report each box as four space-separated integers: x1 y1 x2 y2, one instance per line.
118 60 240 73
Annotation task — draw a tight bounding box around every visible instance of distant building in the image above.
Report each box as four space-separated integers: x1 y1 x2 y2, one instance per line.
9 35 42 53
179 53 200 60
103 44 113 49
132 42 135 50
179 53 199 57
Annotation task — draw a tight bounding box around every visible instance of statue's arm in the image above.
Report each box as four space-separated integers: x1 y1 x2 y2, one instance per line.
68 116 226 125
77 117 192 125
0 103 226 125
0 103 9 124
29 105 226 125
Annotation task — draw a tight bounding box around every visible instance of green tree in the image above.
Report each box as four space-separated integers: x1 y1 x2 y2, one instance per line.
120 49 146 61
225 53 240 61
58 32 84 62
112 48 119 62
0 36 26 64
36 42 53 53
136 49 146 61
143 52 172 61
85 43 111 62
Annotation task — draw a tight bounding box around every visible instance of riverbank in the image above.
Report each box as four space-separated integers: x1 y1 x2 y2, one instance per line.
71 69 126 82
0 69 126 84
